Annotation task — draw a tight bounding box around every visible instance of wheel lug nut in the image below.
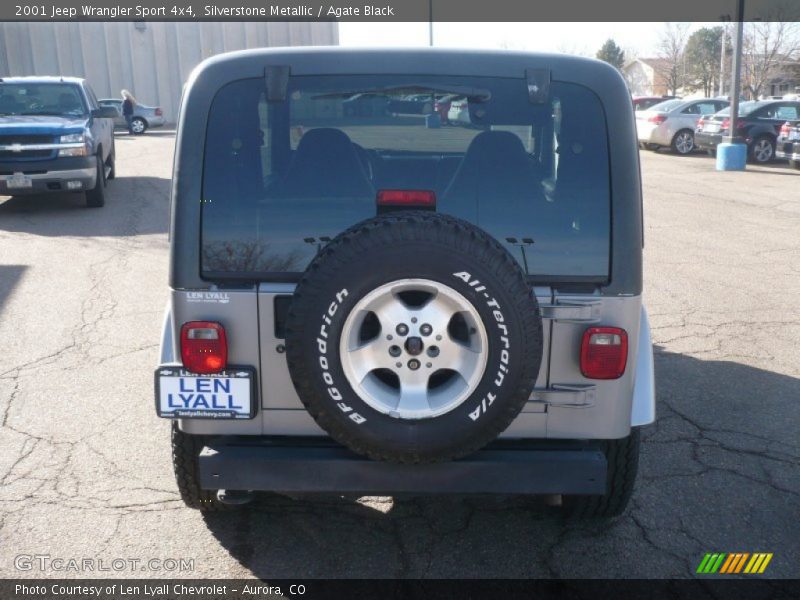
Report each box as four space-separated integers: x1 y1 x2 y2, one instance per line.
427 346 439 358
408 359 420 370
420 323 432 336
389 345 402 357
396 324 409 336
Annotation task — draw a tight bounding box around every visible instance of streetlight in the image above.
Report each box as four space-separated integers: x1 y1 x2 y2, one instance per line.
428 0 433 47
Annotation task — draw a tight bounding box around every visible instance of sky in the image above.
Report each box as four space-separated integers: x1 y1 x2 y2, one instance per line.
340 22 720 59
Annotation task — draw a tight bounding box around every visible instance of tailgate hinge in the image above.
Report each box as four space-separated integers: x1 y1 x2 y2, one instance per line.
539 300 601 323
529 384 596 408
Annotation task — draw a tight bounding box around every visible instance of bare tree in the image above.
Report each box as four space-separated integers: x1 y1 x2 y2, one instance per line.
741 21 800 99
656 23 690 96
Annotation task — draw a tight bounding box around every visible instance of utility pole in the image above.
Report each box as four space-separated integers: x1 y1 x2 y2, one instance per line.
728 1 744 139
716 0 746 170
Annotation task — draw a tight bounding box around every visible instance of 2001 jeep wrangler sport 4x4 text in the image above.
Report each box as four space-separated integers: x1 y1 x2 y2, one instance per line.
156 48 655 517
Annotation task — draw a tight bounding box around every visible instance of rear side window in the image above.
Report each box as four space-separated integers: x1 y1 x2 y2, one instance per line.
201 74 611 282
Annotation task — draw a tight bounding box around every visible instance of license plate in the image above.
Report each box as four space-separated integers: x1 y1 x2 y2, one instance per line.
5 172 32 189
790 131 800 141
705 123 721 133
155 367 256 419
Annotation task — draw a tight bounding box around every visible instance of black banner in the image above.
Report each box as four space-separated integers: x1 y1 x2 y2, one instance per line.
2 579 800 600
2 0 800 22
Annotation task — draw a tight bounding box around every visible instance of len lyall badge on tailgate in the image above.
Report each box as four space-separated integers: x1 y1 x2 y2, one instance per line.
155 367 256 419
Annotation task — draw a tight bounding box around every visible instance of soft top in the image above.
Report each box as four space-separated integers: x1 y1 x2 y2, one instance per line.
170 47 642 296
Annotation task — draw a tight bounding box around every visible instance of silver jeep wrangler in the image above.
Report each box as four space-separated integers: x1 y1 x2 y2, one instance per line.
156 48 655 517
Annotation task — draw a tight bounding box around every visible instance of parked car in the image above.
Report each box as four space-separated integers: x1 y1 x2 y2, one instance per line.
636 97 729 154
388 94 434 115
632 95 677 112
434 93 458 124
0 76 117 207
97 98 165 134
695 100 800 163
158 48 654 517
341 92 389 117
775 119 800 170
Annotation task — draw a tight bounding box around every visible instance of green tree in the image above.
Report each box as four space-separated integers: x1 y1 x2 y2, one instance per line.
596 39 625 70
685 27 726 97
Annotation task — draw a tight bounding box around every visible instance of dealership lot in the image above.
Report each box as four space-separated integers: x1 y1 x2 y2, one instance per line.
0 134 798 578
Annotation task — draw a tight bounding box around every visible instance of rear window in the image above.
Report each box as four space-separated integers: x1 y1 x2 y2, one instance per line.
201 74 611 282
647 99 682 112
716 101 763 117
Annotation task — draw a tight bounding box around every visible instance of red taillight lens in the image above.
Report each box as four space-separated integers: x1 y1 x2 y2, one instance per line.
780 122 790 136
648 114 667 124
180 321 227 374
377 189 436 207
580 327 628 380
155 107 163 116
721 118 730 130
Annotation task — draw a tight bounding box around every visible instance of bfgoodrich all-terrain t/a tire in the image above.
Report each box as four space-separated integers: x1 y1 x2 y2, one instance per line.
285 212 544 464
562 428 641 518
171 422 233 511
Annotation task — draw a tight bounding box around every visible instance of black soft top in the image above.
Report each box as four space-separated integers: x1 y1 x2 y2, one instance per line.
170 47 642 296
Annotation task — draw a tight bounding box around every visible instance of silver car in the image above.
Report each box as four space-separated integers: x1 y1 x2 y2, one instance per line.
97 98 165 134
636 97 729 154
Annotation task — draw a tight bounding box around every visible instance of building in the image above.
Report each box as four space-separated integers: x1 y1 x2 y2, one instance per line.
0 22 338 122
623 58 675 97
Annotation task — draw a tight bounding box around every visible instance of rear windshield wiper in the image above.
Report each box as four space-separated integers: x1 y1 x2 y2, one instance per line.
313 84 492 102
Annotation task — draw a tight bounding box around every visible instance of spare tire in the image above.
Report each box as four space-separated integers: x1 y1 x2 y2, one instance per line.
285 212 543 463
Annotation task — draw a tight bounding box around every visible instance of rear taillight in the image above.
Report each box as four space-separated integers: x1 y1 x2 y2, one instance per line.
377 189 436 207
721 118 730 130
780 122 790 136
580 327 628 380
180 321 227 374
155 107 163 116
697 117 705 128
648 114 667 124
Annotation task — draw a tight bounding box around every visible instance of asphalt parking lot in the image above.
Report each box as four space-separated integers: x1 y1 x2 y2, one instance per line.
0 134 798 579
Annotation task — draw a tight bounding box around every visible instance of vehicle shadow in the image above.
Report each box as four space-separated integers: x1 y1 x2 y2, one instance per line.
200 346 800 577
0 176 170 237
0 265 27 318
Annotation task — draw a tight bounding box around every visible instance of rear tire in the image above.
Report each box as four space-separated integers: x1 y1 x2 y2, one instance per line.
131 117 147 135
749 135 775 163
106 142 116 180
644 143 659 151
562 428 641 518
789 159 800 171
85 154 105 208
707 149 716 157
171 422 234 511
671 130 695 155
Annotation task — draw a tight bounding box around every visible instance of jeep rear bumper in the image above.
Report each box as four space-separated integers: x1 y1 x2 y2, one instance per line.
198 438 607 495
